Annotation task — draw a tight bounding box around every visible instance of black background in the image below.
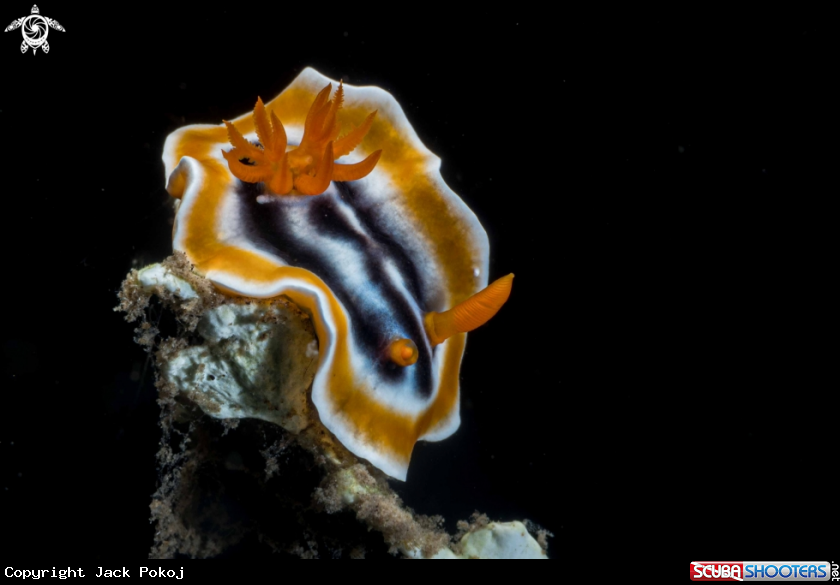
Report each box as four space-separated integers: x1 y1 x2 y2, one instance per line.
0 7 833 563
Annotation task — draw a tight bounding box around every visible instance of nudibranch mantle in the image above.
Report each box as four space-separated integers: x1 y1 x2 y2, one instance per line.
162 68 499 480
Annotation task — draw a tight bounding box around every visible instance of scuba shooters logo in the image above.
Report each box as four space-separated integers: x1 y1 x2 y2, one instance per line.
4 5 65 54
690 562 838 582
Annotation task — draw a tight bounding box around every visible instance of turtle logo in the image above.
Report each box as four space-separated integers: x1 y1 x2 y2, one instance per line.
4 5 64 54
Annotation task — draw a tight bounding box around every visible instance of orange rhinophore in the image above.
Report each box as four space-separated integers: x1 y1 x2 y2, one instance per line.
221 82 382 196
424 274 515 346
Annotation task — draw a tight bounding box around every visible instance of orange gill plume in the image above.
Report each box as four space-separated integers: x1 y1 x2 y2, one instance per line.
424 274 515 347
221 82 382 196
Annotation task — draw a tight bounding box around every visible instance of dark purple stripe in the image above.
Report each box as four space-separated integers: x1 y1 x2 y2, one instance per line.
233 180 435 399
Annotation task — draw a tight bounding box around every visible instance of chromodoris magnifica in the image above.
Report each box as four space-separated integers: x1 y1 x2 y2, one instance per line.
162 68 512 480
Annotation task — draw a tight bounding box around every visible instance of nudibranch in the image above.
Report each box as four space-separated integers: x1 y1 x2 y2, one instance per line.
162 68 512 480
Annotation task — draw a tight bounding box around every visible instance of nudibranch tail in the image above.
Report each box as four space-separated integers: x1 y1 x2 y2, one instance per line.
425 274 515 346
223 82 380 197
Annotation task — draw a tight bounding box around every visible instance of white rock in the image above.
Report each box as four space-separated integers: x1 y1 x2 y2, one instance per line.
429 548 459 560
460 521 545 559
137 264 198 299
145 277 317 434
433 522 546 560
